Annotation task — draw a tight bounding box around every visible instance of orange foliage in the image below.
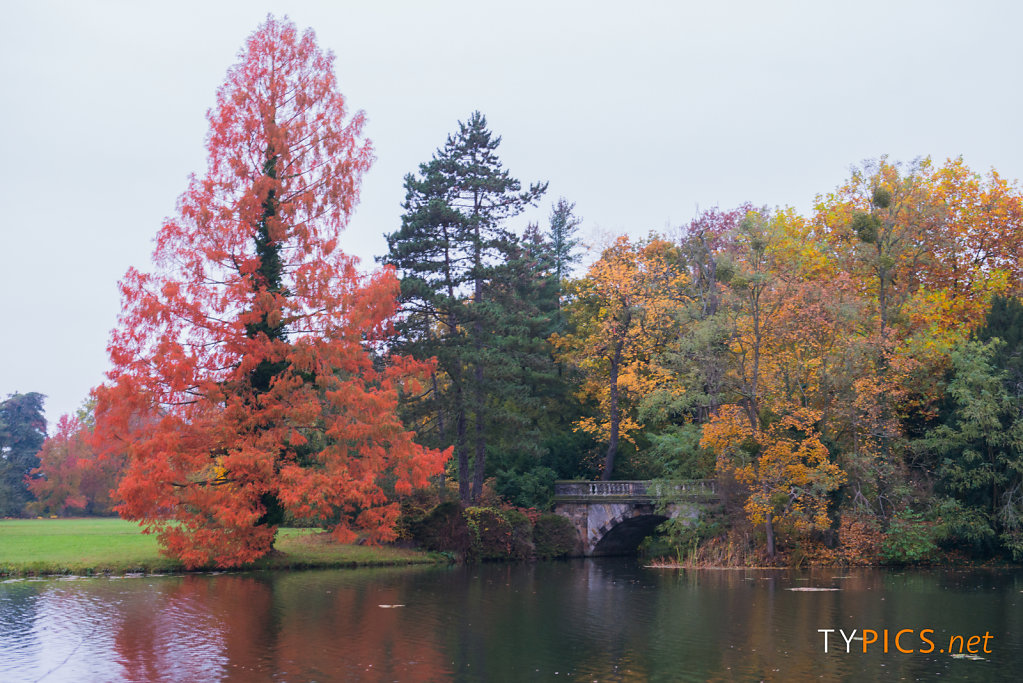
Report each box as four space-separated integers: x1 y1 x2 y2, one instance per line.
813 156 1023 342
29 408 124 517
554 235 688 477
95 17 447 568
702 405 845 536
793 513 884 566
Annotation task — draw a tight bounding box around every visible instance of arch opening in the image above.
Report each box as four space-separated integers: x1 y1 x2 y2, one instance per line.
591 514 669 556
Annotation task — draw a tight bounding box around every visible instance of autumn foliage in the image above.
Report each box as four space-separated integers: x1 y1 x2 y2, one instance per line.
29 412 121 517
554 236 688 479
94 17 447 568
702 406 845 535
544 155 1023 561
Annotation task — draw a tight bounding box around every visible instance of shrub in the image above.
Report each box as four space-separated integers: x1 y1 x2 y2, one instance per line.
880 511 938 565
935 498 997 557
408 500 577 561
409 501 470 555
533 513 579 558
501 508 536 559
464 507 515 561
495 466 557 509
835 511 883 565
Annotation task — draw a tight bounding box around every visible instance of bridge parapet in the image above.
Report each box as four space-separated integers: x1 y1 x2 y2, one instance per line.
554 479 716 501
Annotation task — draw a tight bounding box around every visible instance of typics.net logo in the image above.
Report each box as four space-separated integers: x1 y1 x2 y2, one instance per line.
819 629 993 655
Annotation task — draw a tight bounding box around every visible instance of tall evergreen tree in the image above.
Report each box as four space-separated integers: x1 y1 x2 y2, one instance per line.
0 392 47 516
547 197 583 286
384 112 548 502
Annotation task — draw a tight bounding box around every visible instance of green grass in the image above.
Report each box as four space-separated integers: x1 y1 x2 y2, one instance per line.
0 518 442 576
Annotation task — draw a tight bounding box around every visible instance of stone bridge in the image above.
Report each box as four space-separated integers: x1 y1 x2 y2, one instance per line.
553 480 719 556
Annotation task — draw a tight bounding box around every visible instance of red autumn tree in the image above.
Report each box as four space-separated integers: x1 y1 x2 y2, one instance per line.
93 16 448 569
29 414 91 516
29 407 123 517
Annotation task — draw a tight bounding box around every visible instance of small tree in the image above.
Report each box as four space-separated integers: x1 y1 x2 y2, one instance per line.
702 405 845 557
95 16 447 568
30 401 122 517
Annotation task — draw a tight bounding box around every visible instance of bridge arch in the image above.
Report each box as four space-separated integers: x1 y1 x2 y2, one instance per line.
590 512 669 556
552 480 718 556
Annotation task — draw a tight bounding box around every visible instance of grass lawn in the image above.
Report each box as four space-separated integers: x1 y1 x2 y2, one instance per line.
0 518 441 576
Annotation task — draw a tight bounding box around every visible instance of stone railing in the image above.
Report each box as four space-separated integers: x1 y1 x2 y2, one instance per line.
554 479 716 499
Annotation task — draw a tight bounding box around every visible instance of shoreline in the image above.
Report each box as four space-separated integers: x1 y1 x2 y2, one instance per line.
643 559 1023 570
1 556 448 579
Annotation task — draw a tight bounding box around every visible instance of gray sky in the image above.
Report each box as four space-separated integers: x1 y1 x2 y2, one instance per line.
3 0 1021 430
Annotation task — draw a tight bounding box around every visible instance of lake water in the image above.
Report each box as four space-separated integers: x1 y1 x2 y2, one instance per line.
1 560 1021 681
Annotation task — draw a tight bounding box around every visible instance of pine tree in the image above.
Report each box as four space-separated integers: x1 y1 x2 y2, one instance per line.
0 392 47 516
385 112 547 502
547 197 582 286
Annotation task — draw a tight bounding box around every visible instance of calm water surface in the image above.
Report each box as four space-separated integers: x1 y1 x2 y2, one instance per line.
1 560 1021 681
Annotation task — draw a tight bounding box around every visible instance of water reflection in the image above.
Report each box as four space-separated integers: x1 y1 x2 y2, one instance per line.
1 563 1021 681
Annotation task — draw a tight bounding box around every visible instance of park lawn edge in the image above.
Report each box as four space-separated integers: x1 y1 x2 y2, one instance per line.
0 519 447 577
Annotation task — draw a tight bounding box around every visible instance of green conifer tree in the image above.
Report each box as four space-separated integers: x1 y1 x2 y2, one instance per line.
384 112 547 502
0 392 47 516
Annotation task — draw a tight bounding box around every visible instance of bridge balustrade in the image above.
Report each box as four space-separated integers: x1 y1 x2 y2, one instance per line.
553 479 716 499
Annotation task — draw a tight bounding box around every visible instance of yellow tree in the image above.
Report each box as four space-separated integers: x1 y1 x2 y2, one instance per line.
554 236 688 480
702 406 844 557
814 157 944 340
811 160 945 518
755 209 863 433
700 209 849 556
717 211 800 429
816 157 1023 345
920 158 1023 331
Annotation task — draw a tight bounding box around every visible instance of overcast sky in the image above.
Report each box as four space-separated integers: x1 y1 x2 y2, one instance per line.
3 0 1021 430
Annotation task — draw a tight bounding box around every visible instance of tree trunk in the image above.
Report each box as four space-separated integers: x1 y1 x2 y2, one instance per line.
433 373 445 442
432 373 446 486
454 383 469 503
878 240 888 337
602 340 623 481
765 512 776 558
469 190 487 502
746 287 761 431
471 362 486 502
